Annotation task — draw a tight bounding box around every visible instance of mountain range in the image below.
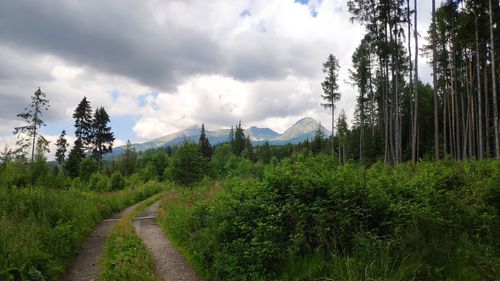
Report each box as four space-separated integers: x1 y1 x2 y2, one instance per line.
111 117 330 156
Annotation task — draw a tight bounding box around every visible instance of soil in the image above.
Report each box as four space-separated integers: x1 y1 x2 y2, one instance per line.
63 203 139 281
133 201 201 281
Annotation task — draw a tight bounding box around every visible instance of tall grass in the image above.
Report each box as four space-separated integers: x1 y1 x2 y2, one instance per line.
0 181 166 280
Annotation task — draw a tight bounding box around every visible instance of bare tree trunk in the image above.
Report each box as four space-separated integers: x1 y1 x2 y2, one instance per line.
407 0 413 160
489 0 499 158
412 0 419 163
475 13 484 159
331 105 335 158
485 58 490 157
432 0 439 161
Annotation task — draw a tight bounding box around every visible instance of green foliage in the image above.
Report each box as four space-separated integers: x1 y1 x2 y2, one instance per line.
64 139 84 178
88 173 111 192
92 107 115 169
0 182 167 280
12 88 50 163
111 171 126 191
79 157 98 181
167 141 205 185
160 159 500 281
199 124 212 159
119 140 138 176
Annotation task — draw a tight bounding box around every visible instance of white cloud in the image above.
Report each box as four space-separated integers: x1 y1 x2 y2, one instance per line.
0 0 439 150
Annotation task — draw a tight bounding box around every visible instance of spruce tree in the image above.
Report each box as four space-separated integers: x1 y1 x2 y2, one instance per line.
65 139 84 178
312 123 325 155
55 130 69 167
92 107 115 170
233 121 246 156
120 140 137 176
13 88 50 163
321 54 341 156
73 97 93 153
199 124 212 158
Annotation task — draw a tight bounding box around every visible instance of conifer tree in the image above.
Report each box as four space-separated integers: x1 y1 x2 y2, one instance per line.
199 124 212 158
55 129 69 167
65 139 84 178
13 88 50 163
120 140 137 176
92 107 114 170
73 97 93 153
233 121 246 156
312 123 325 155
321 54 341 156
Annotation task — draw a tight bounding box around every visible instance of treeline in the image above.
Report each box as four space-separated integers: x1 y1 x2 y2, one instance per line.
323 0 499 164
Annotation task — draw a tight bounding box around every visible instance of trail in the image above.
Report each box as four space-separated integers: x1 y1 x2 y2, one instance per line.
63 203 139 281
133 201 201 281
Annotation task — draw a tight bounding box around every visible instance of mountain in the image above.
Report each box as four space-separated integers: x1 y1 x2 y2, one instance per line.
273 117 330 144
245 126 280 141
110 117 328 157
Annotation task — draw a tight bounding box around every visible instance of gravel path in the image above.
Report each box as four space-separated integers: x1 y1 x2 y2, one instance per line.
63 203 139 281
133 201 201 281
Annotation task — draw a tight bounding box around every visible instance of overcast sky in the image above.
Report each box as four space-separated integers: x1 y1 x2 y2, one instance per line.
0 0 440 156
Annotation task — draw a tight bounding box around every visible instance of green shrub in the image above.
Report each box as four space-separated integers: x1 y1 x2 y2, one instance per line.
160 159 500 281
111 172 126 190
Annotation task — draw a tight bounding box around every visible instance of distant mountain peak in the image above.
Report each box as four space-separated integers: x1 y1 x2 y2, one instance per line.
110 117 329 157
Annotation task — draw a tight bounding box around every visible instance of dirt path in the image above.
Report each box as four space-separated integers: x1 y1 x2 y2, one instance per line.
63 203 139 281
133 201 201 281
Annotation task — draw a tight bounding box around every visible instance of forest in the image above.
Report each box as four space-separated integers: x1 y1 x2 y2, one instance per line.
0 0 499 280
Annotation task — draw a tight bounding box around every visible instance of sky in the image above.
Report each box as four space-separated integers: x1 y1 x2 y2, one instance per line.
0 0 440 158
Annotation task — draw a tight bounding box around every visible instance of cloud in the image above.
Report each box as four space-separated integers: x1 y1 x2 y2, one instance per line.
0 0 439 151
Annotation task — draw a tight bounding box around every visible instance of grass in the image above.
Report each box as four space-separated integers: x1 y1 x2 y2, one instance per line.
99 191 167 281
0 181 167 281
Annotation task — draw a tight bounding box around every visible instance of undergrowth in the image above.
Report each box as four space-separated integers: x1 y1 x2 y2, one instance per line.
0 181 166 280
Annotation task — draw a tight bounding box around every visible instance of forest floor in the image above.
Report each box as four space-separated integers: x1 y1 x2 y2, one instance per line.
63 202 140 281
133 201 201 281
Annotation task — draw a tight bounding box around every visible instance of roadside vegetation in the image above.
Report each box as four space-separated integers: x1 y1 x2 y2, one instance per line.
99 191 167 281
159 157 499 281
0 181 166 280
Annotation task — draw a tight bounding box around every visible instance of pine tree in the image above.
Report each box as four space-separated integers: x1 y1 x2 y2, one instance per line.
199 124 212 158
312 123 325 155
13 88 50 163
55 130 69 167
321 54 341 156
233 121 246 156
119 140 137 176
243 136 255 162
65 139 84 178
337 110 349 165
73 97 94 153
92 107 114 170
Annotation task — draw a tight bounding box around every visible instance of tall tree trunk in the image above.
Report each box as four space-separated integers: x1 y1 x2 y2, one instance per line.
432 0 439 161
407 0 413 157
484 58 490 157
489 0 499 158
331 105 335 158
412 0 419 163
475 13 484 159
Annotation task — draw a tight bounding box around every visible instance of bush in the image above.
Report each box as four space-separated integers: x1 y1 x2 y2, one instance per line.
167 142 205 185
79 158 98 181
111 172 125 191
88 173 111 192
160 159 500 281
